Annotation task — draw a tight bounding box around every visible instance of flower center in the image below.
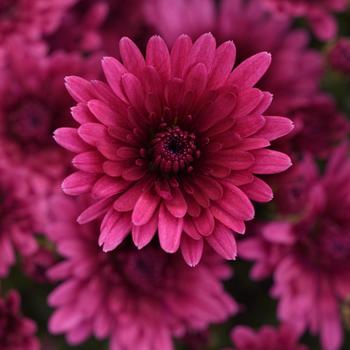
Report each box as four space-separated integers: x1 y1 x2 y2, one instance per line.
151 126 200 174
6 100 52 147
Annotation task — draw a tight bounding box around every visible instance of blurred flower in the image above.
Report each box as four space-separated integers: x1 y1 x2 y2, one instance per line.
328 38 350 76
55 33 293 264
21 246 57 284
277 94 350 159
0 36 100 192
0 161 39 277
46 194 238 350
0 0 75 43
227 324 308 350
146 0 324 115
240 144 350 350
261 0 348 40
0 290 40 350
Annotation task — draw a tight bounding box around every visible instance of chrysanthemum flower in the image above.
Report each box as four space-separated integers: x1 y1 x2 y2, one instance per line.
0 290 40 350
239 144 350 350
0 0 75 43
0 36 100 190
55 33 293 265
227 324 308 350
328 38 350 76
277 95 350 159
145 0 323 115
261 0 348 40
0 161 38 277
46 194 238 350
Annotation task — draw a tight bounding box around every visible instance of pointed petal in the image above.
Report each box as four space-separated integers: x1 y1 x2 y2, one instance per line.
181 236 204 267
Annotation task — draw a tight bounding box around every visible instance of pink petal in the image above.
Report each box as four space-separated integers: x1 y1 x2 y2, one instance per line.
164 187 187 218
92 175 128 199
65 76 94 103
119 36 146 77
208 40 236 89
146 35 171 82
252 149 292 174
193 208 215 236
114 180 148 212
158 204 183 253
181 236 204 267
77 197 113 224
184 63 208 103
228 52 271 88
170 34 192 78
131 212 158 249
211 204 246 234
254 116 294 141
72 151 103 173
206 222 237 260
62 172 97 196
132 189 160 225
78 123 110 146
240 177 273 203
53 127 87 154
235 115 265 138
87 99 119 127
234 88 263 119
211 150 255 170
121 73 145 112
102 57 127 101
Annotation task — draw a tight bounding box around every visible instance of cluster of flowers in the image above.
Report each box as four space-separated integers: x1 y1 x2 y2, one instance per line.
0 0 350 349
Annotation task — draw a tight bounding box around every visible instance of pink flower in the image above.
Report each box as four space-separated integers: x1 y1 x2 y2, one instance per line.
0 36 100 191
276 94 350 159
0 290 40 350
0 161 38 277
46 194 238 350
55 33 293 265
328 38 350 76
228 324 308 350
0 0 75 43
239 144 350 350
261 0 348 40
145 0 324 115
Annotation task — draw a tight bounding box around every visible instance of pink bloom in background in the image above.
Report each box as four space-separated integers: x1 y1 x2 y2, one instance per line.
277 94 350 159
0 161 39 277
239 144 350 350
328 38 350 76
55 33 293 265
0 290 40 350
228 324 308 350
146 0 324 115
0 36 100 192
261 0 348 40
0 0 75 43
46 194 237 350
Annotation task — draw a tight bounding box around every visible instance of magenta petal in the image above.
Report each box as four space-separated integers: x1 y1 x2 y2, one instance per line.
146 35 171 82
184 63 208 102
65 76 94 103
254 116 294 141
185 33 216 73
78 123 109 146
87 99 119 127
241 177 273 203
99 212 131 252
170 34 192 78
208 40 236 89
228 52 272 88
121 73 145 112
114 180 147 212
72 151 103 173
54 128 88 153
77 197 113 224
158 204 183 253
194 208 215 236
234 88 263 119
181 236 204 267
235 115 266 138
101 57 127 101
211 204 246 234
206 223 237 260
132 189 160 225
131 212 158 249
165 187 187 218
119 36 146 78
92 175 128 199
62 172 97 196
252 149 292 174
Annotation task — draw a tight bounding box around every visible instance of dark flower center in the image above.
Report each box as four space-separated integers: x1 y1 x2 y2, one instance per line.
6 100 52 147
151 126 200 174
